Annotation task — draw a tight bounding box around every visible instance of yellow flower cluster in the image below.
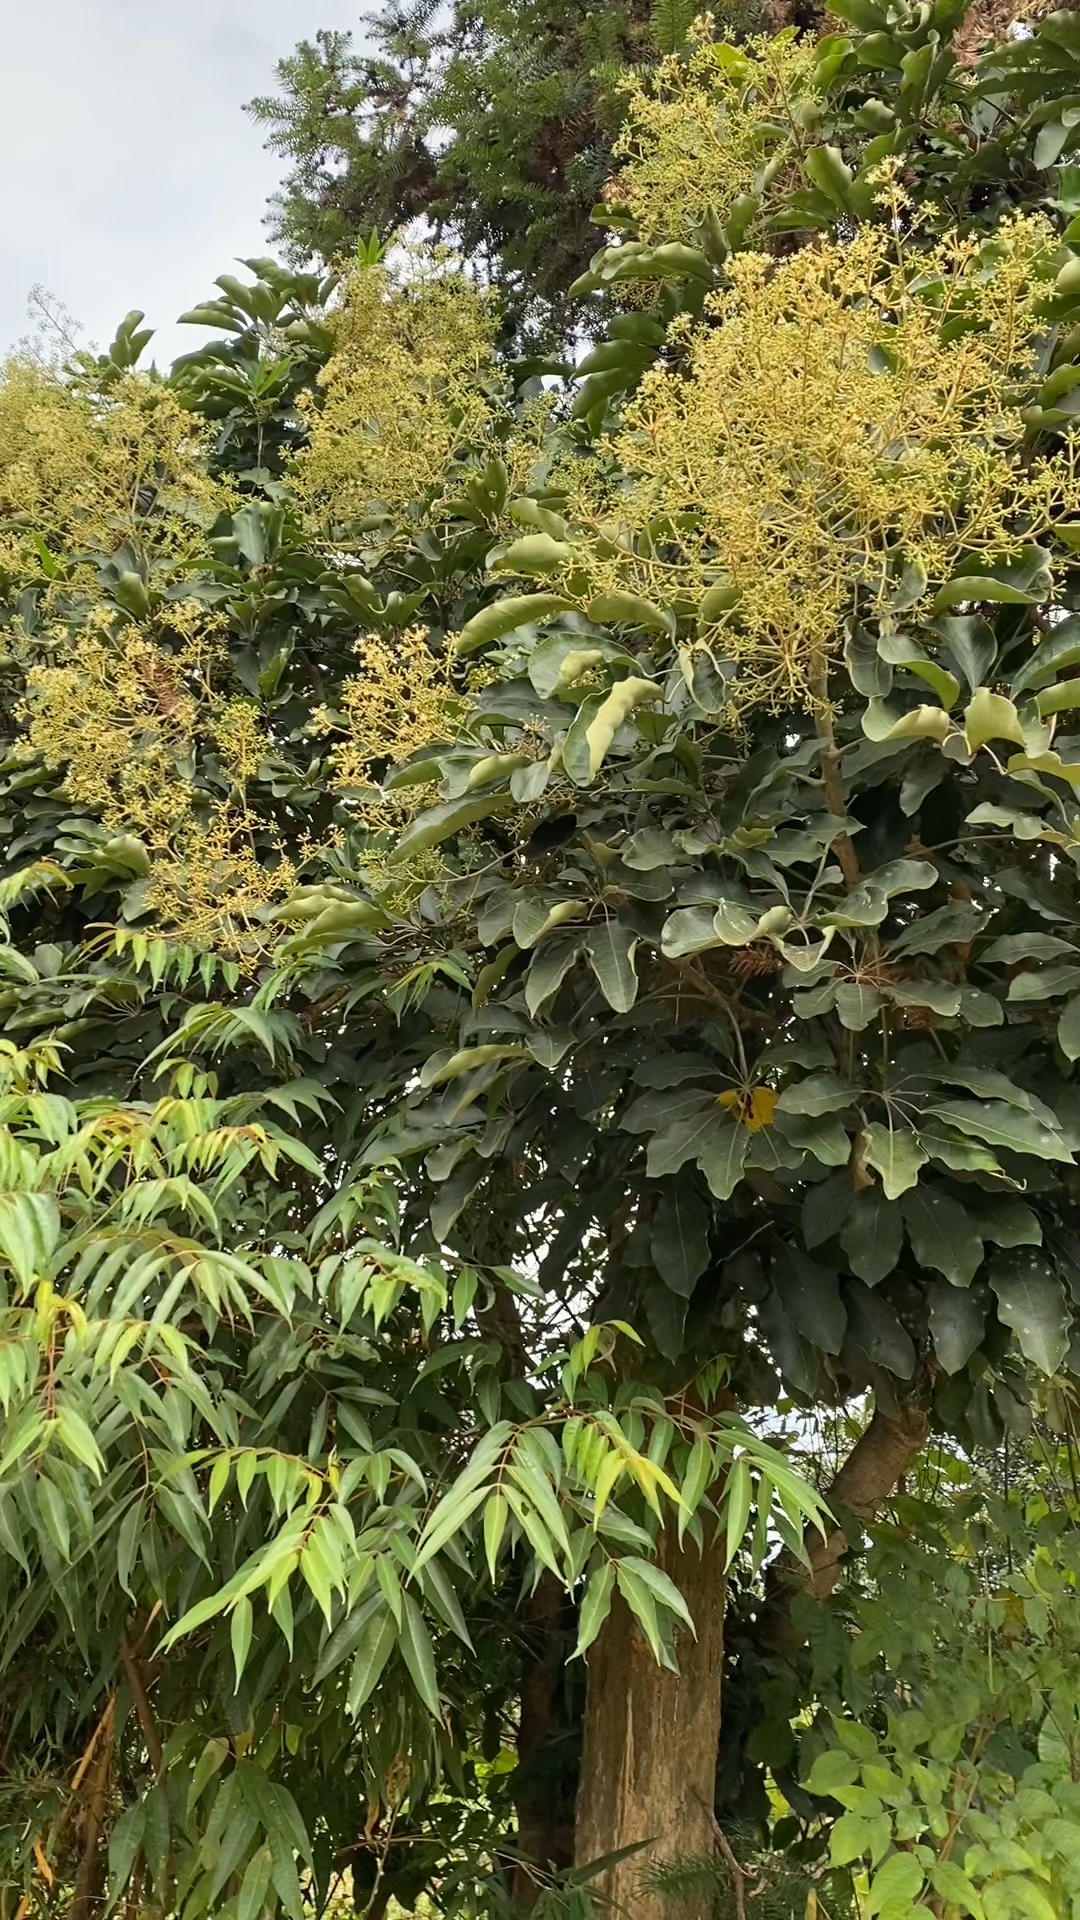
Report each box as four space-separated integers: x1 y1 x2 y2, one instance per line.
293 258 500 530
565 215 1075 711
20 621 209 844
609 26 818 245
19 610 293 959
327 625 466 789
0 360 229 580
210 697 271 784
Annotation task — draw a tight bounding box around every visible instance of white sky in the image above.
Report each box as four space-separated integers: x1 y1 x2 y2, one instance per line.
1 0 363 370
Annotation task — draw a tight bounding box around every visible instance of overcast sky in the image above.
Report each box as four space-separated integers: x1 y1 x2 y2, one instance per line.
1 0 362 369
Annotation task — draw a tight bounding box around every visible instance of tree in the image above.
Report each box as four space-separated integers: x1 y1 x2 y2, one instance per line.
8 4 1080 1917
244 0 748 345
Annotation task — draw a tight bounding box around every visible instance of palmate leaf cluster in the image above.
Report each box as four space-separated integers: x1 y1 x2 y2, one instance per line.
9 4 1080 1917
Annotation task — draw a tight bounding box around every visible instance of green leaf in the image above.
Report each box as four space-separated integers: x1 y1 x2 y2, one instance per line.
845 1281 915 1378
619 1555 695 1631
867 1852 924 1914
860 1123 927 1198
929 1862 983 1919
391 793 508 861
230 1595 254 1688
990 1250 1072 1374
237 1847 273 1920
901 1186 984 1286
565 677 663 784
774 1110 851 1166
805 144 856 208
805 1748 860 1795
525 931 583 1015
695 1114 749 1200
777 1074 852 1117
0 1192 60 1286
586 923 639 1012
773 1249 846 1356
927 1281 987 1374
586 590 674 635
574 1563 616 1657
980 1197 1041 1248
650 1181 711 1298
724 1455 753 1567
829 1811 875 1866
398 1593 440 1714
929 1101 1071 1163
613 1561 671 1667
964 687 1028 751
106 1801 147 1908
1060 993 1080 1060
489 533 573 575
483 1493 508 1580
346 1607 396 1715
36 1476 70 1561
661 905 725 958
452 593 573 654
839 1189 903 1285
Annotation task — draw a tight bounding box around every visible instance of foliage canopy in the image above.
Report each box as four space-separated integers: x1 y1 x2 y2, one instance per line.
10 5 1080 1919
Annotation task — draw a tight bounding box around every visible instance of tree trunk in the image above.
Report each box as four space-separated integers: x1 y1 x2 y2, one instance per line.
512 1574 575 1908
574 1527 726 1920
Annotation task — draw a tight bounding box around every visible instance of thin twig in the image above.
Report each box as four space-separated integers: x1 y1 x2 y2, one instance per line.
693 1790 748 1920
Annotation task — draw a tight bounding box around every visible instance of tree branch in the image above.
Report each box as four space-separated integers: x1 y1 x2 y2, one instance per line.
803 1398 930 1598
69 1701 114 1920
693 1792 747 1920
760 1394 930 1656
119 1631 163 1776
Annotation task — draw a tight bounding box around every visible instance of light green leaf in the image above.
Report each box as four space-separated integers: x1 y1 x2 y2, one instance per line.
724 1456 753 1568
574 1562 616 1658
860 1124 927 1198
964 687 1028 751
0 1192 60 1287
230 1595 254 1688
237 1847 273 1920
867 1852 924 1914
452 593 573 654
586 921 639 1012
805 1748 860 1795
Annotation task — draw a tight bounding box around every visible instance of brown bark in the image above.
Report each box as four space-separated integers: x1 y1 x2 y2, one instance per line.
761 1397 931 1655
69 1706 113 1920
119 1632 163 1775
512 1574 574 1908
574 1527 727 1920
805 1399 930 1598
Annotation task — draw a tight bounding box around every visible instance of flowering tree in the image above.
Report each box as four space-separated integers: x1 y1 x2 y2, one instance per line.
6 7 1080 1920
